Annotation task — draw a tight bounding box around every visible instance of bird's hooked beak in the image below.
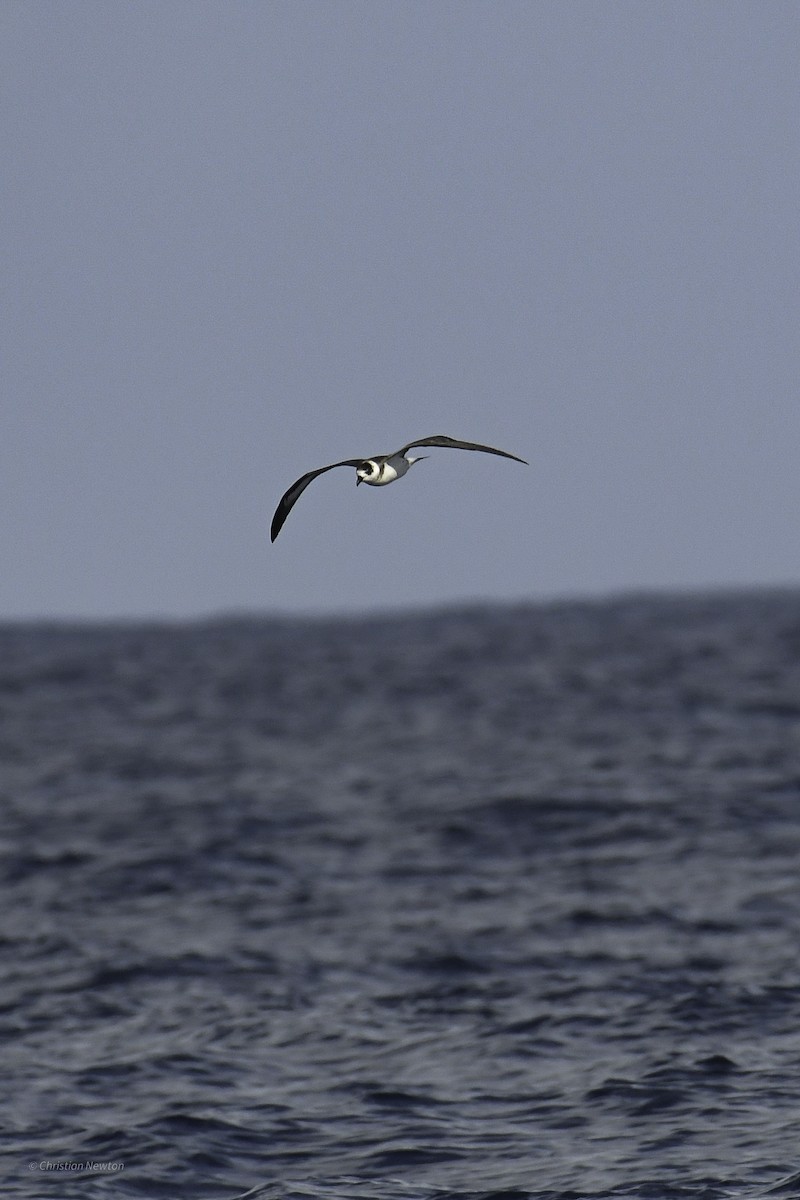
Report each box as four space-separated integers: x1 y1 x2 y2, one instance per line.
356 476 362 486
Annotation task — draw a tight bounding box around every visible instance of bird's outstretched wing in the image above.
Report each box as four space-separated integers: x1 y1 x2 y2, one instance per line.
397 435 527 464
271 459 363 541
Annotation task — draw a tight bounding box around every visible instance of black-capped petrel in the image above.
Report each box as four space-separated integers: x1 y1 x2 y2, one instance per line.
270 435 527 541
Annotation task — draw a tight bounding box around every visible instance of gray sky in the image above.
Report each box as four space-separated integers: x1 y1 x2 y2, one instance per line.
3 1 798 618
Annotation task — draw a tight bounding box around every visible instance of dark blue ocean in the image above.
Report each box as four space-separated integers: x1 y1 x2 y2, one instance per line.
3 591 800 1200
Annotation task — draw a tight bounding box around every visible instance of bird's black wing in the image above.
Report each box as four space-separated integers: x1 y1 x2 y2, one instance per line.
397 435 527 465
271 459 363 541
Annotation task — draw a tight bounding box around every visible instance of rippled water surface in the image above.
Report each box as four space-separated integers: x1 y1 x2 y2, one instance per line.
2 591 800 1199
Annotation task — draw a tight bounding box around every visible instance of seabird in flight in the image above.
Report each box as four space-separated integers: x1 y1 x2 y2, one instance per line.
270 434 527 541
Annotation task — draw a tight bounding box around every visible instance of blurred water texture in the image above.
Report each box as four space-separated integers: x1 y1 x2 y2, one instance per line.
2 590 800 1199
